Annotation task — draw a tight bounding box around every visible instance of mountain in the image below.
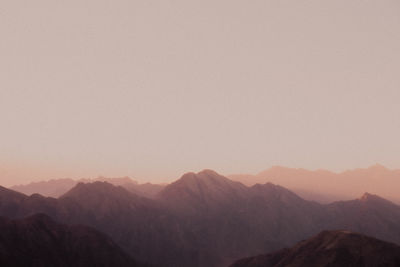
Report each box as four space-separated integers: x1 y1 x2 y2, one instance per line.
10 176 165 199
155 172 329 265
325 193 400 243
157 169 248 214
10 178 77 198
229 230 400 267
58 181 162 225
229 165 400 204
0 213 142 267
2 170 400 266
60 181 152 209
13 164 400 204
58 182 193 267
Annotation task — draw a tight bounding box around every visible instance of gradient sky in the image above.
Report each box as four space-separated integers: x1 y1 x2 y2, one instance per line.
1 1 400 186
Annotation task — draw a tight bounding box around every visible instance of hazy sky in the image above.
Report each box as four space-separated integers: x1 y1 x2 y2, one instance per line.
1 1 400 186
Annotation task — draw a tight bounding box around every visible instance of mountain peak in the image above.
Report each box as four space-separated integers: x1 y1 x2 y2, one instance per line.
157 170 247 212
359 192 385 202
198 169 220 176
60 181 139 203
368 163 388 171
356 192 398 208
177 169 238 188
80 176 138 186
62 181 120 196
60 181 154 215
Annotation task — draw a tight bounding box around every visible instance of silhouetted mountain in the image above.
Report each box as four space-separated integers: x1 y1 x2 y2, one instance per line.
229 230 400 267
2 171 400 267
0 213 142 267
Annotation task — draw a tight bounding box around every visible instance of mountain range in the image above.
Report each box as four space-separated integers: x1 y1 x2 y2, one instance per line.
11 165 400 205
229 164 400 204
1 169 400 266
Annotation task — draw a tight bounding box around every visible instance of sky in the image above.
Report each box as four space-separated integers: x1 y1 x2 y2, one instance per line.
1 0 400 186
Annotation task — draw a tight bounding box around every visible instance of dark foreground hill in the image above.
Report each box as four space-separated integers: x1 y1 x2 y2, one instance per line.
230 230 400 267
0 214 143 267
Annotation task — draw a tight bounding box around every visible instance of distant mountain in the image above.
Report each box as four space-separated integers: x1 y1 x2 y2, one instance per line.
10 176 165 198
229 164 400 204
2 170 400 267
0 213 142 267
229 230 400 267
10 178 77 198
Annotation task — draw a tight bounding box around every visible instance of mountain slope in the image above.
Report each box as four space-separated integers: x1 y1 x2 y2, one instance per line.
0 214 142 267
229 230 400 267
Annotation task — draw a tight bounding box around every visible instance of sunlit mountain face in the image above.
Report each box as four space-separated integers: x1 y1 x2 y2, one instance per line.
1 169 400 267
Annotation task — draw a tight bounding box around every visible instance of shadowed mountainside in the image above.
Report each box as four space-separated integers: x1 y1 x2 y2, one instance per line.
229 230 400 267
0 213 143 267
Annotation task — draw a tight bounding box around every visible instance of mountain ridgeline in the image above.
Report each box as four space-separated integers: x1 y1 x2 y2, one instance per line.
1 169 400 266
